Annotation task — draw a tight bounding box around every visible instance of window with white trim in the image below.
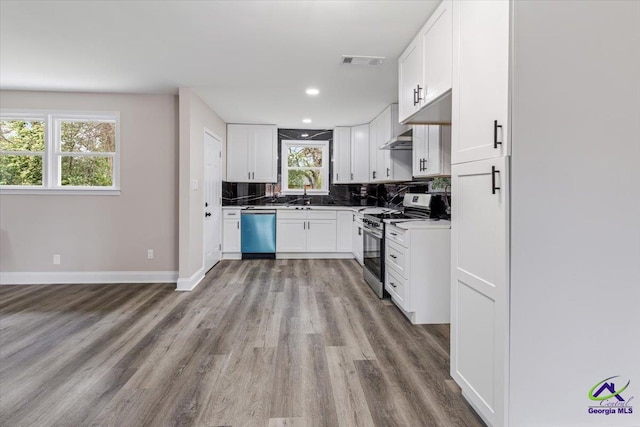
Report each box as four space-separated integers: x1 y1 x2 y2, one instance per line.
281 140 329 195
0 111 119 192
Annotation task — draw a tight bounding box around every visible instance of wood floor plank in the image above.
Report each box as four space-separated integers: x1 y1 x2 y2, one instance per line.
0 259 485 427
325 346 375 427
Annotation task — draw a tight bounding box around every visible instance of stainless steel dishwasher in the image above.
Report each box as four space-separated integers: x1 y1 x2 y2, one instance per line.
240 209 276 259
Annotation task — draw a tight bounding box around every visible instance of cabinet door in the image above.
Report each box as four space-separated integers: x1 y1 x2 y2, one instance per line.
352 216 363 264
306 220 337 252
421 0 452 106
369 119 379 182
276 220 306 252
336 212 353 253
451 156 509 427
226 124 251 182
222 219 241 252
377 108 392 180
412 125 428 177
398 37 423 123
252 125 278 182
350 124 370 183
452 0 509 164
333 127 351 184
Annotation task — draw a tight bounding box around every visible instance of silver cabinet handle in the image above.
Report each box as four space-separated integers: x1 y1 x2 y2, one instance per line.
337 173 339 181
237 221 239 229
358 227 362 236
308 221 311 229
390 254 397 259
353 214 355 222
351 173 354 180
228 212 237 216
303 222 306 230
390 232 397 236
248 172 251 179
386 167 390 177
252 172 255 179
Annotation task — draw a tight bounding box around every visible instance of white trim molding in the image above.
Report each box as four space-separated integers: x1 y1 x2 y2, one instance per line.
175 266 205 292
276 253 354 260
0 270 178 286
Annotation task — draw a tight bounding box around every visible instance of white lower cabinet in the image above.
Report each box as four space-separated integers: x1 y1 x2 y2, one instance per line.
451 156 508 427
351 212 364 264
222 209 242 254
336 211 353 253
306 220 337 252
276 219 307 252
276 210 337 253
384 223 451 324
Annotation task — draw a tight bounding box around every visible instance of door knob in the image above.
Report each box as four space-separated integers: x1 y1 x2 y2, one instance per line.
205 212 211 217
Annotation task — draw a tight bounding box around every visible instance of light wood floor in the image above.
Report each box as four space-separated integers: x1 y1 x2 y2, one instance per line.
0 259 484 426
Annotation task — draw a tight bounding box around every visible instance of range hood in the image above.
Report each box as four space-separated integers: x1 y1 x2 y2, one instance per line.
379 129 413 150
401 89 452 125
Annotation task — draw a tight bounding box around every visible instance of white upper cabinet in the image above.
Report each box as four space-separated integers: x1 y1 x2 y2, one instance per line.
226 124 277 182
398 0 453 124
421 0 453 106
333 127 351 184
398 38 424 123
350 124 370 183
371 105 412 183
412 125 451 178
369 118 380 181
451 0 509 164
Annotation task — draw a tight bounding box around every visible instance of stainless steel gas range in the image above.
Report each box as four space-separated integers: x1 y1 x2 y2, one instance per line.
362 194 440 298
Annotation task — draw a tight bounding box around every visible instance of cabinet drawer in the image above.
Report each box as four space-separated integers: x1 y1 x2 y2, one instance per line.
277 210 307 220
223 209 242 219
386 225 408 247
386 266 408 310
307 210 336 220
386 239 407 278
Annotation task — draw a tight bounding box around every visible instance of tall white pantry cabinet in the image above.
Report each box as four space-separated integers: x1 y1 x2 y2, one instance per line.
449 1 640 427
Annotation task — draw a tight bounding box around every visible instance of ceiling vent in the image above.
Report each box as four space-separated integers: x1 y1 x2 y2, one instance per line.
341 55 385 66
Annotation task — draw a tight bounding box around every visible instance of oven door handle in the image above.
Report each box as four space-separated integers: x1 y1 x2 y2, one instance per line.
363 228 383 240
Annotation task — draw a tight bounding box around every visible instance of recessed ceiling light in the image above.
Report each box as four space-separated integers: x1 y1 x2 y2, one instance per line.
306 88 319 95
301 133 309 137
302 118 312 124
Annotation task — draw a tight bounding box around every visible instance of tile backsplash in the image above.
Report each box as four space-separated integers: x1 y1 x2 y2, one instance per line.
222 128 442 207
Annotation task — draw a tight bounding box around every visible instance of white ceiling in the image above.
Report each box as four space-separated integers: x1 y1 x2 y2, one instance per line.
0 1 440 128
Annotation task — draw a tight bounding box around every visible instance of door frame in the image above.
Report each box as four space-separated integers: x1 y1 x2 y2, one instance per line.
203 128 223 273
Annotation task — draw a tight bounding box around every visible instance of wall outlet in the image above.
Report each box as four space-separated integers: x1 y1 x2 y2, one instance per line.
53 254 61 265
147 249 154 259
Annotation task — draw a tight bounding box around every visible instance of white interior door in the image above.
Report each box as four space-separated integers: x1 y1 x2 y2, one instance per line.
204 131 222 272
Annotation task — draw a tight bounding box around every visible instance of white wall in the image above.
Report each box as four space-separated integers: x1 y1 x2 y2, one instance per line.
0 91 178 278
510 1 640 426
177 88 226 288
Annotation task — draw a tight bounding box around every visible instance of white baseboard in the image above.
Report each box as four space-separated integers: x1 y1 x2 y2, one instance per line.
175 266 204 292
276 252 354 260
222 253 242 260
0 270 178 286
